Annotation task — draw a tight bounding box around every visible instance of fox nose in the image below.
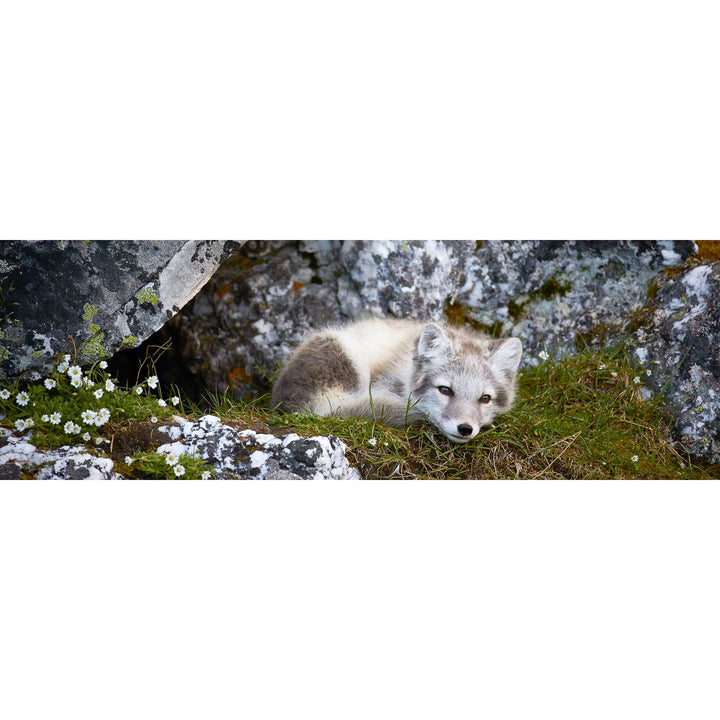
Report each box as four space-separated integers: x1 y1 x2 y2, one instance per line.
457 424 473 437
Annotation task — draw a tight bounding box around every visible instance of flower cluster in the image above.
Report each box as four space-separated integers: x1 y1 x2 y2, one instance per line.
0 355 178 446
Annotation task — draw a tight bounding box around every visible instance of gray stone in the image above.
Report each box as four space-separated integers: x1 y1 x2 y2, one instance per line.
0 240 244 380
621 262 720 465
169 240 696 396
0 429 121 479
156 415 361 480
456 240 696 365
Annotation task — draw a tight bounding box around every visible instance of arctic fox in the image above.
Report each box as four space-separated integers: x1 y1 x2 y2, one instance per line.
271 318 523 443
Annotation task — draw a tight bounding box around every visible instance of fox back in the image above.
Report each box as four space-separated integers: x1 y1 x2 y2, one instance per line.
272 318 523 443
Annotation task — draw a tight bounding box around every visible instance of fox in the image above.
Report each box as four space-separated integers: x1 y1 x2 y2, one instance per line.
271 318 523 443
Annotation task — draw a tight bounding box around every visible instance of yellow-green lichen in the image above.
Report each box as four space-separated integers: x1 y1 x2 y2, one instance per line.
121 334 138 347
82 303 98 322
136 286 159 306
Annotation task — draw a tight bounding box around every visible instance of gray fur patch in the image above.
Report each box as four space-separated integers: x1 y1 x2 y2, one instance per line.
493 385 509 408
390 379 406 396
272 336 359 411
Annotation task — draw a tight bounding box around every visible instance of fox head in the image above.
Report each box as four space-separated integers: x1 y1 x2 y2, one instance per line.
411 323 523 443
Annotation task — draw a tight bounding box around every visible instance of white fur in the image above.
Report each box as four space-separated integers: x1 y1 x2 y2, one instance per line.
275 318 523 443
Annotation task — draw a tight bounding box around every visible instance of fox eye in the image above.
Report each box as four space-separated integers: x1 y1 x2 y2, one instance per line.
437 386 454 396
479 394 492 403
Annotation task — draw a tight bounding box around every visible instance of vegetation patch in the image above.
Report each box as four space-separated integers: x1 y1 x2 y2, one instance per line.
207 348 717 479
2 345 717 480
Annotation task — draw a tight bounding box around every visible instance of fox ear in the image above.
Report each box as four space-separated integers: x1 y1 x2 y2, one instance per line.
416 323 453 367
488 337 523 377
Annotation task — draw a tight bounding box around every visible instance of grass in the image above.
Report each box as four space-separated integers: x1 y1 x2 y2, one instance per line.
2 348 717 480
197 348 718 480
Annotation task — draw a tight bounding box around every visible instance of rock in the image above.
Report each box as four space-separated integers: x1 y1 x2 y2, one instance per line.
455 240 697 364
167 240 696 396
156 415 361 480
0 240 244 380
0 429 122 480
621 262 720 465
0 417 361 480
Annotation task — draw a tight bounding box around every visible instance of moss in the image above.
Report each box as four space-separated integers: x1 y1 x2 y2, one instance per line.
537 276 571 299
444 300 504 337
695 240 720 262
121 335 138 347
475 240 484 251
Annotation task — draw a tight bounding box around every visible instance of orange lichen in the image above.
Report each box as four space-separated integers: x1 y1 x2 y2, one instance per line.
216 282 230 299
292 281 305 292
228 366 252 388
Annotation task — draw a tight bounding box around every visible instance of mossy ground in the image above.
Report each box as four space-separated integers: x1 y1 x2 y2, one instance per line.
2 348 717 480
205 348 718 479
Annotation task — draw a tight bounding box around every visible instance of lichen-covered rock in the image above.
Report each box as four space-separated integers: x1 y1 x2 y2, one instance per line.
157 415 361 480
455 240 696 364
621 262 720 464
0 240 244 380
168 240 695 396
0 429 121 479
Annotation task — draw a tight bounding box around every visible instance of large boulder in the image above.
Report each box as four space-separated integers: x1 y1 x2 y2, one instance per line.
621 261 720 465
167 240 695 396
0 240 244 380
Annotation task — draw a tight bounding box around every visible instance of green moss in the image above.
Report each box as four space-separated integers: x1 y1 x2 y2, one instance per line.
444 300 504 337
537 276 571 299
121 335 138 347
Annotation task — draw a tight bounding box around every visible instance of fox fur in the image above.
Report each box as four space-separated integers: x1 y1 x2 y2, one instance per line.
271 318 523 443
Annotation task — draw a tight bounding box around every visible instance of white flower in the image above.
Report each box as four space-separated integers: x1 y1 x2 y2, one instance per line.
201 471 211 480
150 416 157 423
57 361 69 373
93 389 104 399
67 365 82 380
611 371 618 377
633 376 641 384
165 452 179 466
105 379 115 392
64 421 81 435
538 350 549 361
83 376 95 388
170 396 180 406
646 370 652 376
147 375 159 389
0 389 10 400
368 437 377 446
49 412 62 425
82 432 91 441
598 364 606 370
16 391 29 406
70 376 83 388
64 354 71 362
135 386 143 395
41 414 49 422
81 410 97 425
157 398 167 407
95 408 111 426
174 464 186 477
14 419 27 431
44 378 57 390
95 437 105 445
99 361 108 369
630 455 639 463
